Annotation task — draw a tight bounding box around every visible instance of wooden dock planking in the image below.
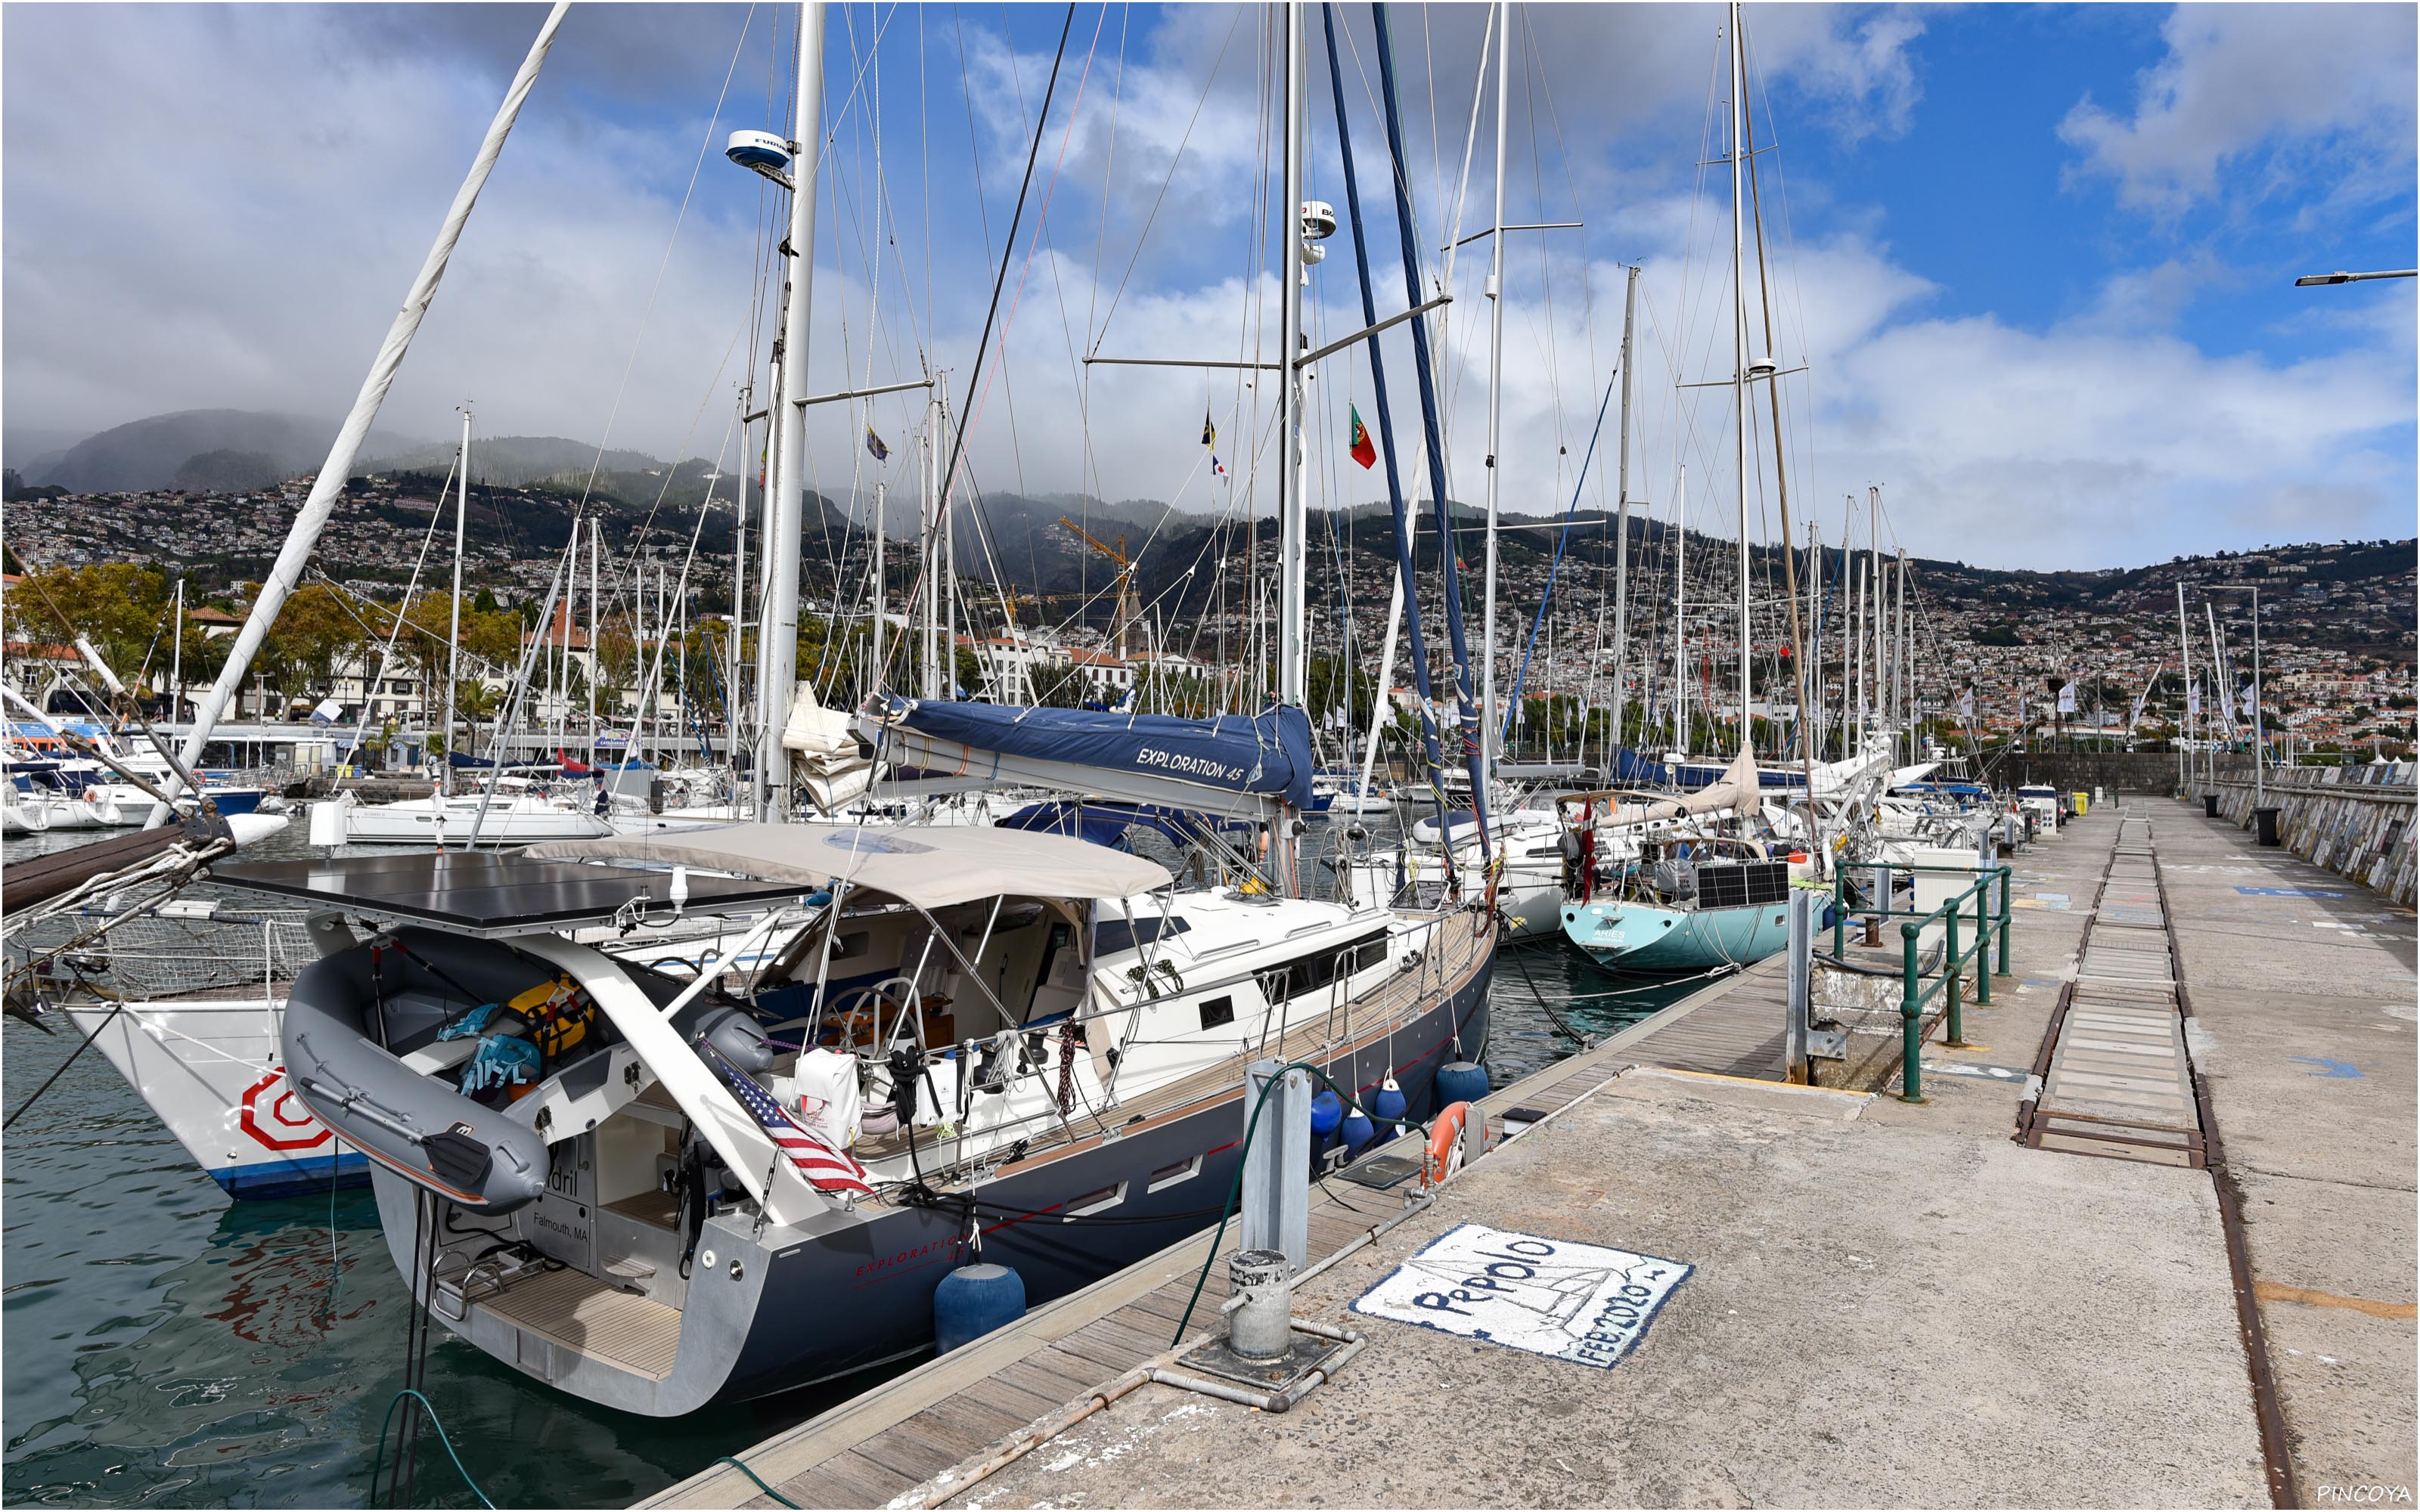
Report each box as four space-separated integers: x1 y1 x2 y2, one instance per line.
780 1448 912 1510
952 1372 1065 1425
1586 957 1791 1082
644 944 1799 1512
858 1417 982 1480
992 1354 1101 1405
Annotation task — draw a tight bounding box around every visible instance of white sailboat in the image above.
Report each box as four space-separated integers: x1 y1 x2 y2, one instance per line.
1555 2 1800 974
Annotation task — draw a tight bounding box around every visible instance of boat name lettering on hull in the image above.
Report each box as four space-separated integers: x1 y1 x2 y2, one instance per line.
855 1238 954 1279
1135 747 1243 785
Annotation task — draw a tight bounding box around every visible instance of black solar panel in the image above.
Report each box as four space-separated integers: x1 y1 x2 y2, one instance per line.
206 852 805 935
1696 860 1791 911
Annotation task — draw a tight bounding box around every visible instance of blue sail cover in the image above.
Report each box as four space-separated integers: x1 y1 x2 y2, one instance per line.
448 752 563 772
870 697 1315 813
1612 746 1798 792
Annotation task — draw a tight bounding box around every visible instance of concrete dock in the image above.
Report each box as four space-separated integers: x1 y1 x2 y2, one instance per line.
653 803 2415 1509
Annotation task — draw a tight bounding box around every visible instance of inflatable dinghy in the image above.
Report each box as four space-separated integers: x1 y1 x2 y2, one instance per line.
283 923 773 1214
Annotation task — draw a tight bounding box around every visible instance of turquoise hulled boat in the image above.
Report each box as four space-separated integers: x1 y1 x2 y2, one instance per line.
1558 891 1795 971
1553 747 1798 973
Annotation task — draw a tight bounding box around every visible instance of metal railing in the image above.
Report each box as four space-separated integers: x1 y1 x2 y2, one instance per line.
1828 860 2014 1102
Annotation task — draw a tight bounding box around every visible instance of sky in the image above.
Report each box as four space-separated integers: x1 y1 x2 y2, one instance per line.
2 2 2412 572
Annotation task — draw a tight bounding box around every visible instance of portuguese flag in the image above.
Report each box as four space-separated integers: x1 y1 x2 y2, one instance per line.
1348 405 1376 469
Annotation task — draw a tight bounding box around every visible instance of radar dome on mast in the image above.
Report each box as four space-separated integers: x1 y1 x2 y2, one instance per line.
725 130 794 188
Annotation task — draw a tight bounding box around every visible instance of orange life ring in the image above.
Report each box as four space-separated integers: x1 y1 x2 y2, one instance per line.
1425 1100 1472 1186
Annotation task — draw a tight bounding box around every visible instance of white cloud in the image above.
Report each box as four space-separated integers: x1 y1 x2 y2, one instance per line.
2 4 773 460
1749 5 1926 144
3 2 2407 587
2059 3 2418 215
1813 286 2416 569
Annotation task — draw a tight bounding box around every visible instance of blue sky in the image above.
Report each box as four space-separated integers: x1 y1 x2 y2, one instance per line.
4 3 2412 570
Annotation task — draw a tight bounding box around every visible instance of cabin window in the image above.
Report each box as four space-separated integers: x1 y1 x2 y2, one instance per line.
1092 915 1193 958
1198 995 1235 1031
1147 1156 1202 1193
1258 931 1388 1002
1069 1182 1127 1216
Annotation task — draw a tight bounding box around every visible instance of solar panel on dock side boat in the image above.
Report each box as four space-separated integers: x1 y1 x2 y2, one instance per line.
206 852 806 934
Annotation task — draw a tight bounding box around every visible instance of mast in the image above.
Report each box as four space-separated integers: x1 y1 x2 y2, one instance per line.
920 445 939 699
1274 0 1308 893
870 479 886 696
149 2 568 826
1612 264 1638 756
1480 0 1510 778
930 383 947 689
1276 2 1308 717
169 578 183 727
1866 486 1882 752
1674 465 1689 754
759 0 827 819
1727 2 1752 753
1806 522 1823 756
2176 580 2192 793
1737 63 1815 812
1849 550 1863 753
944 469 957 694
442 406 470 798
587 516 600 770
1894 550 1908 761
730 389 749 767
2249 586 2264 807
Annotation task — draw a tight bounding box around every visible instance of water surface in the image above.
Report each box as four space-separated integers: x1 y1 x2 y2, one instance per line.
2 816 1697 1507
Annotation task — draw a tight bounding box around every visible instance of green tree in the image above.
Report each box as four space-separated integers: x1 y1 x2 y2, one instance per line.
594 625 639 715
461 606 524 676
260 582 371 711
395 592 461 692
6 562 172 687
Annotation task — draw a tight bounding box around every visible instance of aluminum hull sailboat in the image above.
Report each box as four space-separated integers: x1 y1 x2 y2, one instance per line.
226 824 1489 1413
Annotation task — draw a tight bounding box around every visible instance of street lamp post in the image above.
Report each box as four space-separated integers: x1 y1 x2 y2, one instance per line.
2293 269 2417 286
2209 584 2264 809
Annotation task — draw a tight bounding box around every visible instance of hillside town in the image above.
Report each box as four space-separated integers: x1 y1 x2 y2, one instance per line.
4 473 2413 765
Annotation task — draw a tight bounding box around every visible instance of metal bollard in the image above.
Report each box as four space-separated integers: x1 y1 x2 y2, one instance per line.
1973 881 1993 1006
1899 922 1925 1104
1944 906 1965 1046
1996 865 2014 978
1239 1061 1311 1272
1227 1249 1295 1362
1785 890 1813 1085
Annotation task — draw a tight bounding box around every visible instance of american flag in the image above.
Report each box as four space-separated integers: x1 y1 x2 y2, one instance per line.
703 1046 876 1198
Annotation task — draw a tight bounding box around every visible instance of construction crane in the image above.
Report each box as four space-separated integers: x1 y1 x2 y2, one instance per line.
1058 516 1141 658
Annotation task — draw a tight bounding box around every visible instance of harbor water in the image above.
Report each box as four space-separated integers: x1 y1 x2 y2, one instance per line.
1 815 1703 1508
